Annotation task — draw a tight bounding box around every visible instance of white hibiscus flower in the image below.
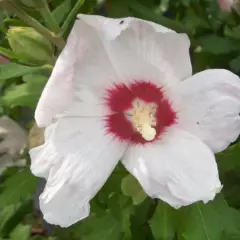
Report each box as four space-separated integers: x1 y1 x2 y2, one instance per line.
30 14 240 227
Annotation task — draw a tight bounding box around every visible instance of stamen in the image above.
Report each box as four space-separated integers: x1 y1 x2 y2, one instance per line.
126 100 157 141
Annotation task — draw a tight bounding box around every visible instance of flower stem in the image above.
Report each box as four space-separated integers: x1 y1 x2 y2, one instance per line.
34 0 61 33
2 0 65 50
60 0 85 36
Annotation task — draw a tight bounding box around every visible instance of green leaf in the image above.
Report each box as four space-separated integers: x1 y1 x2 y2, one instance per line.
107 194 134 239
179 202 224 240
0 9 4 29
129 1 187 33
0 169 38 206
10 224 31 240
149 201 176 240
19 0 35 7
182 11 209 33
121 174 147 205
107 0 131 18
1 201 32 237
0 204 20 232
52 0 72 25
2 74 47 108
0 63 51 82
197 35 240 54
131 199 154 240
217 142 240 173
229 55 240 73
224 25 240 40
178 195 240 240
70 212 123 240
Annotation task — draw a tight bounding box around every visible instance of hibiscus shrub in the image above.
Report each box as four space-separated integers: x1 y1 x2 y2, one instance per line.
0 0 240 240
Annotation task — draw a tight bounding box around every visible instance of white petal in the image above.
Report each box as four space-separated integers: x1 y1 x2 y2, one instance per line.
77 14 173 40
115 24 191 82
179 69 240 153
30 117 127 227
122 128 221 208
35 21 78 127
70 17 168 102
77 14 191 84
36 15 189 128
30 123 57 178
70 15 188 107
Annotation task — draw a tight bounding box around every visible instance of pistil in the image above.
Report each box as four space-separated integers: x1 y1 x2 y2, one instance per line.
126 100 157 141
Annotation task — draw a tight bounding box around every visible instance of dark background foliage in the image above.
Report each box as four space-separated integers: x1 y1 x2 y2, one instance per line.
0 0 240 239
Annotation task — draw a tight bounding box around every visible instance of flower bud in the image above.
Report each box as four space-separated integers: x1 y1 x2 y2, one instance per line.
7 27 54 65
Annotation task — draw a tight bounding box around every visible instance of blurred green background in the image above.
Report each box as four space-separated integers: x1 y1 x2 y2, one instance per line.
0 0 240 239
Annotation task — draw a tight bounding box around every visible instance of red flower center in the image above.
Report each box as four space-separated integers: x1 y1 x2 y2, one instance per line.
105 81 177 144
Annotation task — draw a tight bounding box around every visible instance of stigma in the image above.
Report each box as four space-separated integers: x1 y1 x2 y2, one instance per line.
126 100 157 141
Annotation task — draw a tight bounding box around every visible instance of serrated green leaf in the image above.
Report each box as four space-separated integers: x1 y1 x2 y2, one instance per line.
0 63 51 82
2 74 47 108
0 169 38 206
10 224 31 240
121 174 147 205
149 201 176 240
197 35 240 54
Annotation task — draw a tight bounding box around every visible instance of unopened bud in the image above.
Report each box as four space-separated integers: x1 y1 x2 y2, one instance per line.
7 27 54 65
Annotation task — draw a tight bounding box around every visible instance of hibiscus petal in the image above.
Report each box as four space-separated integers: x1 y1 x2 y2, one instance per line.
35 15 190 128
69 18 170 106
77 14 173 40
115 24 191 82
122 128 221 208
35 23 77 127
30 123 57 178
178 69 240 153
78 14 191 83
30 117 127 227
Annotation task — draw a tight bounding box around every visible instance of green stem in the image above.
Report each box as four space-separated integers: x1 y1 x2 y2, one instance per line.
2 0 65 50
35 0 61 33
60 0 85 36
